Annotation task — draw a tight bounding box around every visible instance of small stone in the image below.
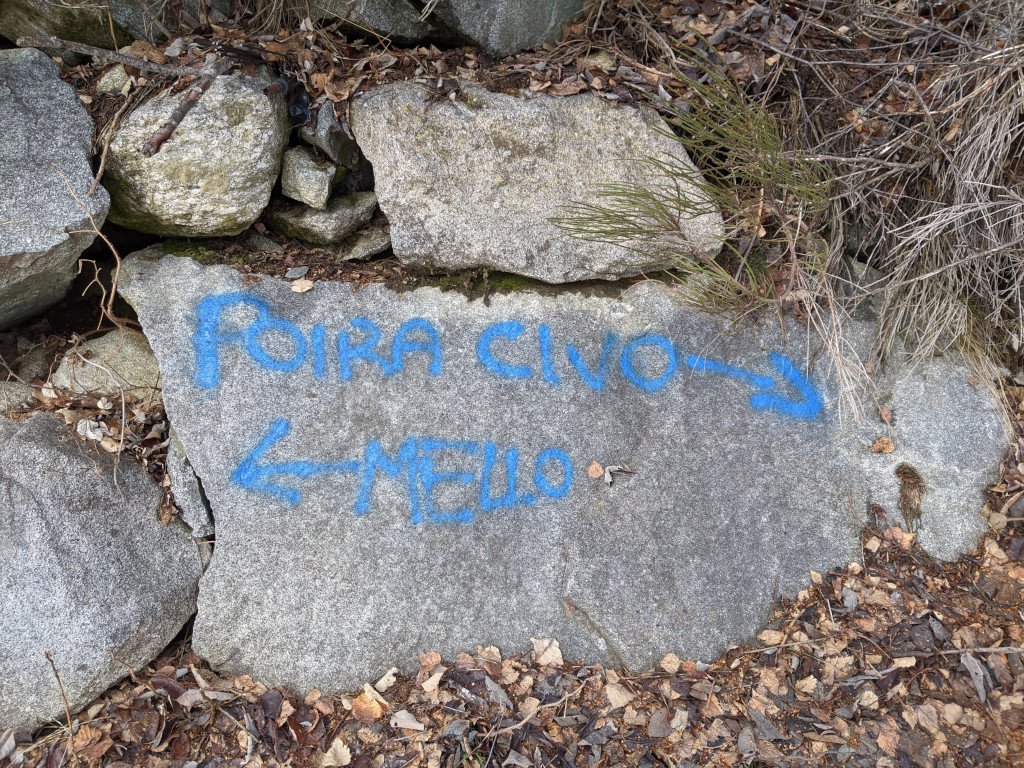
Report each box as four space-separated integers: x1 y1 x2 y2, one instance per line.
95 64 129 94
299 103 362 168
244 231 285 254
285 266 310 279
268 191 378 246
103 72 288 237
336 219 391 262
280 146 338 210
50 329 162 403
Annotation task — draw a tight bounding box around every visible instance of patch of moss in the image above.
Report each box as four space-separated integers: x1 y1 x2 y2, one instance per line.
437 273 470 291
488 272 536 293
161 239 220 265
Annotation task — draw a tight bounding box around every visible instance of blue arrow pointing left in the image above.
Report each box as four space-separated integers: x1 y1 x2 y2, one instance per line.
232 418 360 507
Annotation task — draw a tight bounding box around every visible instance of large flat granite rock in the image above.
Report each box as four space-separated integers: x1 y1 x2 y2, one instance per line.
117 250 1006 693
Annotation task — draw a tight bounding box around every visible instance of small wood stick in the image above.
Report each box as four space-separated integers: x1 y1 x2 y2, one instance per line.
16 36 203 79
142 56 233 157
45 651 76 756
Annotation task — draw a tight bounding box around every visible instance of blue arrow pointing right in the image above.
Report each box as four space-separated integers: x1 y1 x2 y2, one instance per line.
685 351 824 421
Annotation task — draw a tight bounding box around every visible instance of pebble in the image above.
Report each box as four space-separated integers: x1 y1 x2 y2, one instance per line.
284 266 309 279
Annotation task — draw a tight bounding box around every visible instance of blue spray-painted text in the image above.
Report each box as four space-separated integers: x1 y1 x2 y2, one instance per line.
233 418 573 524
194 292 823 421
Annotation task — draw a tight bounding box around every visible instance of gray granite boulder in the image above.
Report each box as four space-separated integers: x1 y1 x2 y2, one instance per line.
0 413 202 735
103 72 288 237
268 191 378 245
0 49 109 330
311 0 449 46
0 0 232 48
0 382 33 413
336 218 391 262
0 0 134 50
50 329 162 404
350 82 723 283
432 0 584 57
116 251 1005 693
310 0 581 56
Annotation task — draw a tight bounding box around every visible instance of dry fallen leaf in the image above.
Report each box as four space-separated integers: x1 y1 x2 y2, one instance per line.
322 737 352 767
877 727 900 757
352 688 385 722
176 688 205 708
421 668 445 693
374 667 399 692
647 708 673 737
758 630 785 645
795 675 818 694
277 699 296 726
623 705 647 726
531 637 563 667
857 688 879 709
418 651 441 677
291 278 315 293
872 436 895 453
605 682 634 710
518 696 540 718
659 652 682 674
587 460 604 479
390 709 425 731
99 435 121 453
502 750 532 768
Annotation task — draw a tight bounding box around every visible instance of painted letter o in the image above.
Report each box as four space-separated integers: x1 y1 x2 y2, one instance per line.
246 312 307 372
620 334 678 392
534 448 573 499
